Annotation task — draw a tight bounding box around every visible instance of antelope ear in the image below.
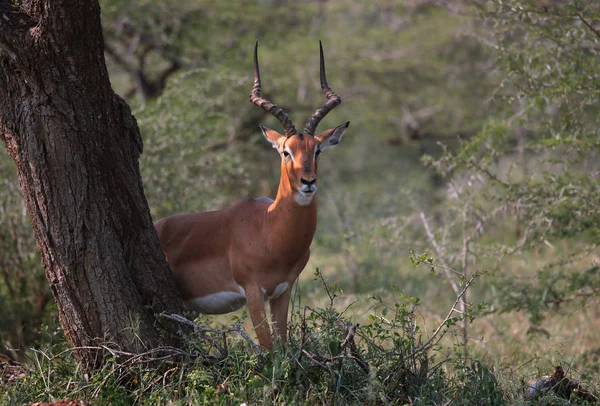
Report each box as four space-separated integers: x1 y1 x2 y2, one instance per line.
260 124 286 149
315 121 349 151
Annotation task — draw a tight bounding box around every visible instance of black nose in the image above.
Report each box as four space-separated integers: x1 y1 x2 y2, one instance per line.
301 177 316 186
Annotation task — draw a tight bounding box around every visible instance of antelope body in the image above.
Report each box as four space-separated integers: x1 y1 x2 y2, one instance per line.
155 42 348 348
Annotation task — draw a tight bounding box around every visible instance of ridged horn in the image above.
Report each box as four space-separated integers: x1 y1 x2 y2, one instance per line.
303 41 342 136
249 41 297 137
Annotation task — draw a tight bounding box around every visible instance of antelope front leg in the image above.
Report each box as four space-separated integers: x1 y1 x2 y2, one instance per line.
245 285 272 349
270 288 291 343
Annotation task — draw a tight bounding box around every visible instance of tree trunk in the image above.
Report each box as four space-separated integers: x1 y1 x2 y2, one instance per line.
0 0 184 369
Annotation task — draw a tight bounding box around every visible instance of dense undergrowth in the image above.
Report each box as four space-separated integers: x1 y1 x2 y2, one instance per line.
2 270 598 405
2 0 600 404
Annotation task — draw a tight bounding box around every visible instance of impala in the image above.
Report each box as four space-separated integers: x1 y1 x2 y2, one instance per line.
155 41 349 348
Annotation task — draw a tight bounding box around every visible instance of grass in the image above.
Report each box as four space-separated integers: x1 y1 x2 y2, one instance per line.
2 262 599 405
2 132 599 404
2 168 599 404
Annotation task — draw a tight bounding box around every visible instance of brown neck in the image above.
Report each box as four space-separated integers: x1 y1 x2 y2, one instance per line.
266 170 318 260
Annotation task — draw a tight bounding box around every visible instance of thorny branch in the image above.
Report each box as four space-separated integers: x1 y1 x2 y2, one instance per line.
161 307 372 377
159 313 263 356
575 6 600 40
337 320 369 374
407 271 480 359
419 211 460 295
19 281 483 402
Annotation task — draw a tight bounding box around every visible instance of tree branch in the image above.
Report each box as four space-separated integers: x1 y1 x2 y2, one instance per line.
576 8 600 40
419 212 460 295
106 19 184 67
104 22 183 101
104 42 138 76
159 313 263 356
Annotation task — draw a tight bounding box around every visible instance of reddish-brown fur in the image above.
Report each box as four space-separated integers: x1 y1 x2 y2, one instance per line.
155 127 347 348
155 42 348 348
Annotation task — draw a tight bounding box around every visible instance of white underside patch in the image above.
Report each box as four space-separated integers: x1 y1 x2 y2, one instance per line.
294 192 315 206
185 283 290 315
263 282 289 301
186 285 246 314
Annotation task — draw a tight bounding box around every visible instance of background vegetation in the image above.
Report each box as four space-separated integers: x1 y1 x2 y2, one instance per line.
1 0 599 404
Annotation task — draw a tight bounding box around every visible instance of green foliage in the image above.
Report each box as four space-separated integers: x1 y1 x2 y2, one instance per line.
0 271 506 405
6 269 595 405
423 0 600 333
449 360 504 406
2 0 600 401
139 67 258 218
0 150 58 359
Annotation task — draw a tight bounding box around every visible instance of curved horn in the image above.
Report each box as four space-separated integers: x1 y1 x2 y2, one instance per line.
249 41 297 137
303 41 342 136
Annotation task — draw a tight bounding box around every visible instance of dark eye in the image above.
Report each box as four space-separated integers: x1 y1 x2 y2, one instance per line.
283 151 291 159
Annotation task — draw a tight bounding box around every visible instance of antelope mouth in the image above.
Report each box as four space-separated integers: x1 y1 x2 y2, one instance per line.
299 185 317 195
295 188 317 206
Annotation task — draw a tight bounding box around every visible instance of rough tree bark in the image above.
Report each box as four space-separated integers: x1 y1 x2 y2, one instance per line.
0 0 184 368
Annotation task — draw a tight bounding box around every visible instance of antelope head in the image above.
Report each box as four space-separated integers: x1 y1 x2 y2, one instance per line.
250 41 349 206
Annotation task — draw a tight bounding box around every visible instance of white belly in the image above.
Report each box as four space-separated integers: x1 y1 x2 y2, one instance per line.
184 282 289 314
263 282 289 301
185 290 246 314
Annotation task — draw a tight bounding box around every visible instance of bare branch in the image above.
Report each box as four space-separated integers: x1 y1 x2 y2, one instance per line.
337 320 370 374
576 10 600 40
413 272 479 356
460 202 470 354
106 19 183 64
104 42 138 76
464 158 511 188
419 212 460 295
159 313 263 356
